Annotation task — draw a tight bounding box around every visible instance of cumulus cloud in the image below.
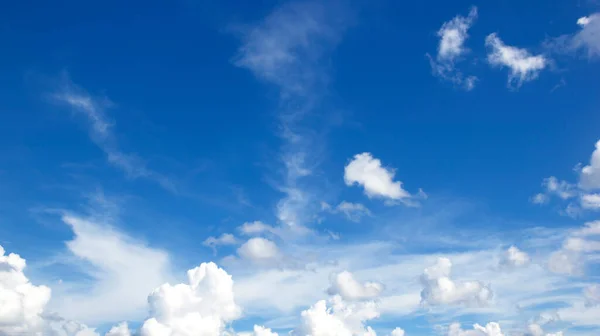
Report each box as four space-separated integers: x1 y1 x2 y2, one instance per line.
485 33 548 88
297 295 379 336
580 140 600 190
237 238 282 264
139 262 242 336
420 257 492 306
390 328 405 336
428 7 478 90
547 220 600 275
447 322 503 336
500 246 530 268
51 75 175 192
345 153 422 205
105 322 132 336
327 271 383 301
0 245 100 336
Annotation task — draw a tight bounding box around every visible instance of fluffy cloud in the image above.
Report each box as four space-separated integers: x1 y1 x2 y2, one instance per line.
584 284 600 306
485 33 548 87
547 220 600 275
345 153 421 204
105 322 132 336
566 14 600 59
580 140 600 190
139 262 242 336
390 328 405 336
447 322 503 336
237 238 282 264
0 245 101 336
420 257 492 306
500 246 530 268
297 295 379 336
428 7 478 90
327 271 383 301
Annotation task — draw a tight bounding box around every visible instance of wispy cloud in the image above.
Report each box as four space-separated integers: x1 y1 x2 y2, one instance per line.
233 0 353 234
427 7 478 91
545 13 600 60
485 33 548 88
50 74 176 192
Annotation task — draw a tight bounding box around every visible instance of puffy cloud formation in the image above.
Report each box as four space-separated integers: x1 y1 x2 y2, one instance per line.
105 322 132 336
500 246 530 268
580 140 600 190
237 238 282 264
0 245 51 334
139 262 242 336
297 295 379 336
327 271 383 300
0 245 101 336
447 322 503 336
526 323 563 336
390 328 405 336
322 201 372 222
428 7 478 90
345 153 418 203
237 325 279 336
580 193 600 210
420 258 492 306
485 33 547 88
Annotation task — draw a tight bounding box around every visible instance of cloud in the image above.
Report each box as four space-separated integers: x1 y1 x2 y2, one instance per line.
327 271 383 300
428 7 478 90
580 140 600 190
237 238 282 264
139 262 242 336
105 322 132 336
239 221 276 236
547 220 600 275
584 284 600 307
48 213 173 325
420 257 493 306
344 153 422 205
580 193 600 210
500 246 530 268
51 75 175 192
296 295 379 336
390 328 405 336
203 233 238 254
485 33 548 88
446 322 503 336
322 201 372 222
549 14 600 59
233 0 352 234
0 245 101 336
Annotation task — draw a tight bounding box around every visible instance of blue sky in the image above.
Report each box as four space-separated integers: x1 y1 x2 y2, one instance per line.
0 0 600 335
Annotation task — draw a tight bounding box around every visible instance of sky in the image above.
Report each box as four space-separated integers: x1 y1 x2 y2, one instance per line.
0 0 600 335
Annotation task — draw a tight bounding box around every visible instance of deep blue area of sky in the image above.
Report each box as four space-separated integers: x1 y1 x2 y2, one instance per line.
0 0 599 262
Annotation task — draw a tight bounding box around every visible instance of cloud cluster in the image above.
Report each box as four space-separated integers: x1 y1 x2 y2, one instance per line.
446 322 503 336
420 257 492 306
499 246 530 268
547 221 600 275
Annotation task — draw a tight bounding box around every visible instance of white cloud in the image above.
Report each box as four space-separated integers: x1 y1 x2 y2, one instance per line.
0 245 101 336
580 140 600 190
345 153 420 204
139 262 242 336
572 14 600 58
51 76 175 192
239 221 276 236
237 238 282 264
49 214 173 325
580 193 600 209
105 322 132 336
485 33 548 88
390 328 405 336
547 220 600 275
238 325 279 336
547 249 583 276
323 201 372 222
203 233 238 253
500 246 530 268
531 193 549 205
297 295 379 336
446 322 504 336
327 271 383 300
420 257 492 306
428 7 478 90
